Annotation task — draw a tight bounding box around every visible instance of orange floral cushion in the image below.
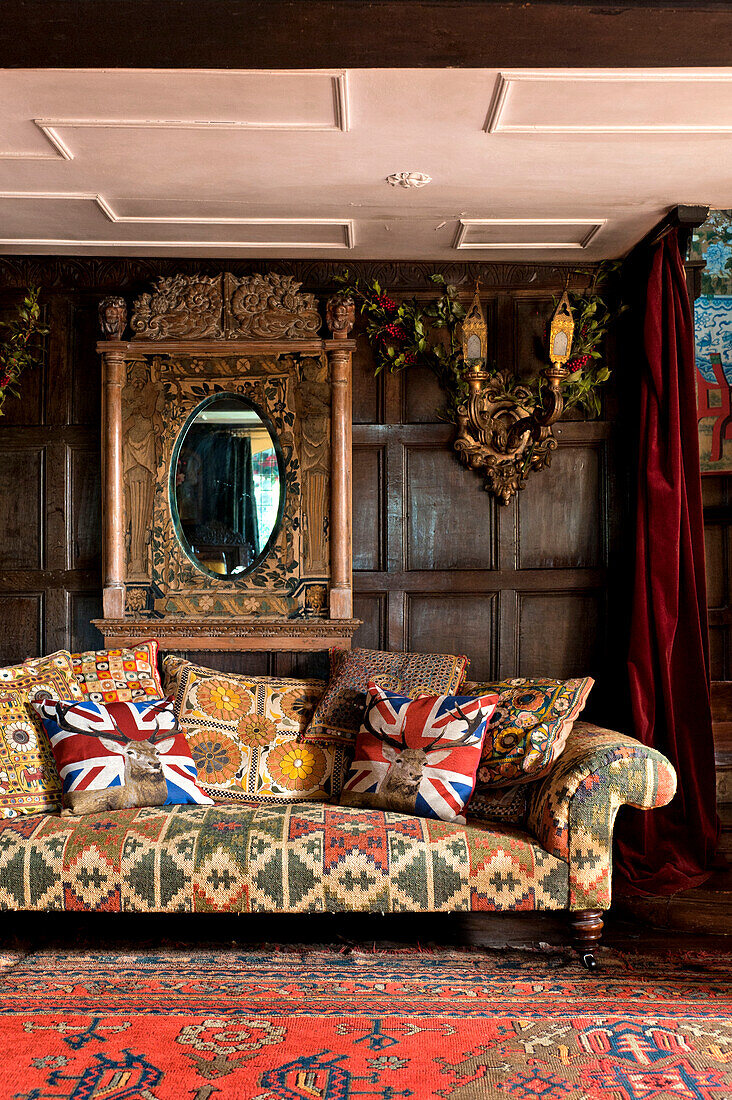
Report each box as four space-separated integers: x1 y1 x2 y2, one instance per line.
162 657 346 804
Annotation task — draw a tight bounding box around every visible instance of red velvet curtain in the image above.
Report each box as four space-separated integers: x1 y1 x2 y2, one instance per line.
615 228 720 896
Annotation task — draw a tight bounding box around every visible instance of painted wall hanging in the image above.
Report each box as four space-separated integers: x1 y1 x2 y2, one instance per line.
690 210 732 474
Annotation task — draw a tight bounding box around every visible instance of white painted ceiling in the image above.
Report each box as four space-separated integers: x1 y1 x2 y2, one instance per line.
0 67 730 260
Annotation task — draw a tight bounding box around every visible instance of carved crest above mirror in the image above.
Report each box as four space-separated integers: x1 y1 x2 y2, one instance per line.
93 271 359 652
129 272 322 341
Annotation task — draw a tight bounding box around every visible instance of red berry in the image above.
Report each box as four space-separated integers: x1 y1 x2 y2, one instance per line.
376 294 397 313
0 373 10 389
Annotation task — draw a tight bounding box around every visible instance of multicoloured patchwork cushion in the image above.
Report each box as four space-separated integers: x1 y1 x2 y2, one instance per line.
304 647 469 746
0 652 85 817
463 677 594 787
163 658 345 804
33 697 213 815
71 641 163 703
340 682 497 823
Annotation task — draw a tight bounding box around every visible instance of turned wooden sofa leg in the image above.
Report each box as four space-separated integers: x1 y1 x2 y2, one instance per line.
569 909 604 971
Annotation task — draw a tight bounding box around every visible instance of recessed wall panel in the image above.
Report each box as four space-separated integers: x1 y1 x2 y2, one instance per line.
407 593 497 680
406 447 496 570
353 594 387 652
353 445 384 572
0 448 43 569
518 592 601 679
0 594 43 664
518 445 602 569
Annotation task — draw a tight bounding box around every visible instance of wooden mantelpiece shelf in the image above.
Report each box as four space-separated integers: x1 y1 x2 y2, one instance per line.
92 618 362 651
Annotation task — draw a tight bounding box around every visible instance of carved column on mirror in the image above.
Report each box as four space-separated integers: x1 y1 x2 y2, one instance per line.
326 294 355 620
101 347 127 618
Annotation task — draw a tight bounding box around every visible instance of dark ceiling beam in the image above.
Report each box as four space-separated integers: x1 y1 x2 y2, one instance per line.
637 204 710 258
2 2 731 68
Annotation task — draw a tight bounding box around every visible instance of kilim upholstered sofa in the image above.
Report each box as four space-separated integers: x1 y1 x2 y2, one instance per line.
0 720 675 969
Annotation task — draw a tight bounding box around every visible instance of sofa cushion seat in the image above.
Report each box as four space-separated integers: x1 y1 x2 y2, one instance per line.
0 801 568 914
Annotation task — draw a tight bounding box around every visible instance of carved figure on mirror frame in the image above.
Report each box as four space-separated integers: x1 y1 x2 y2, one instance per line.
98 295 128 340
296 356 331 577
326 293 355 338
122 360 164 581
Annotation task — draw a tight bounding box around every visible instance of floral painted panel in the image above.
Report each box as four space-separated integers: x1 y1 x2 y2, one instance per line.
690 210 732 473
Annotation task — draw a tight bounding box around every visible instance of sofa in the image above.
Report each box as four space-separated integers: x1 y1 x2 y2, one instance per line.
0 717 676 970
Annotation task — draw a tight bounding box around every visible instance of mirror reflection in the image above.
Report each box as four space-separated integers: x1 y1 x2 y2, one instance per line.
173 393 284 578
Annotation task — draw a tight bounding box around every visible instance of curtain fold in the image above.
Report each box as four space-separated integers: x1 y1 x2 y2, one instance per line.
615 228 720 896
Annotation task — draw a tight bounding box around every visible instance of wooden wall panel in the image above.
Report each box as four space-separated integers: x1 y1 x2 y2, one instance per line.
0 448 43 569
406 593 498 680
405 445 497 571
517 443 603 570
0 259 621 722
518 591 603 679
352 445 385 572
353 594 387 652
0 594 43 664
69 445 102 572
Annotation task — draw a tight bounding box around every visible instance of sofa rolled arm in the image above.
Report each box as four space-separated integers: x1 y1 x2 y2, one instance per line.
524 721 677 910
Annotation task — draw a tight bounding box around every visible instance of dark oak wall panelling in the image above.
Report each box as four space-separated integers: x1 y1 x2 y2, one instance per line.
0 257 624 723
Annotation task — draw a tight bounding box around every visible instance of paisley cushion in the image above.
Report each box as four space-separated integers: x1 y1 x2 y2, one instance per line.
304 647 469 746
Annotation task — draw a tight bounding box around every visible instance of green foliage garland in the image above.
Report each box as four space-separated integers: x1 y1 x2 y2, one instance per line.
0 287 48 417
334 263 621 421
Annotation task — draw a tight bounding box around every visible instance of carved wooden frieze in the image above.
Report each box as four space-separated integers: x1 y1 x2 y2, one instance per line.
226 273 321 339
130 274 223 339
130 272 321 341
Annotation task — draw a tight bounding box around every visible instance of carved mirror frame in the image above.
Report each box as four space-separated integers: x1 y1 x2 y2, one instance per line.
94 274 359 651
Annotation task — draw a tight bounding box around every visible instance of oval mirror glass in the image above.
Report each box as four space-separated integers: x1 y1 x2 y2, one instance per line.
171 393 285 579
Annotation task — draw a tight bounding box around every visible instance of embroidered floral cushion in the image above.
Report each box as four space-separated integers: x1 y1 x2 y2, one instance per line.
70 641 164 703
0 652 85 817
33 697 213 815
304 647 469 746
462 677 594 787
340 682 498 823
162 658 346 804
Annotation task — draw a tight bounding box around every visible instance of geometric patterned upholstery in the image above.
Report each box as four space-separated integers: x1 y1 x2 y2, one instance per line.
525 721 677 910
0 722 676 915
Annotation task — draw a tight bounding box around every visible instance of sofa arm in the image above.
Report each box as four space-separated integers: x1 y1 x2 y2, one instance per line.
525 721 677 910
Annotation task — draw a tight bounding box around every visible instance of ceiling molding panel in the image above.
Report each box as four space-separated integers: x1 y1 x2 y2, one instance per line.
486 69 732 133
455 219 605 250
0 194 355 249
0 69 349 159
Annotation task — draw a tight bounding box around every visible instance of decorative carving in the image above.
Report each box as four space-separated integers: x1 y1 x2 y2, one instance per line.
296 356 331 575
122 360 164 580
98 295 128 339
225 273 321 339
130 274 223 339
454 369 559 505
326 293 355 339
92 617 361 644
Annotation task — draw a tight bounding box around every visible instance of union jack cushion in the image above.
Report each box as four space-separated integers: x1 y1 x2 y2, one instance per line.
340 682 498 823
33 698 213 815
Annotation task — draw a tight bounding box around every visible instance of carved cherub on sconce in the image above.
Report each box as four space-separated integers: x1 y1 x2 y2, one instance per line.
326 294 355 339
98 296 128 340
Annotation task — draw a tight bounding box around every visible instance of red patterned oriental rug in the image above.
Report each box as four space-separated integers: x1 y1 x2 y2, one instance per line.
0 945 730 1100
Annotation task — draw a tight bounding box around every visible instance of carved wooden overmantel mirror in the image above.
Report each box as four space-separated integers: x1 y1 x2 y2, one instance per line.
93 273 360 651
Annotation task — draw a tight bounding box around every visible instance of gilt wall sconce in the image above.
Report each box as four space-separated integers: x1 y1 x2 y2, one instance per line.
454 286 575 505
